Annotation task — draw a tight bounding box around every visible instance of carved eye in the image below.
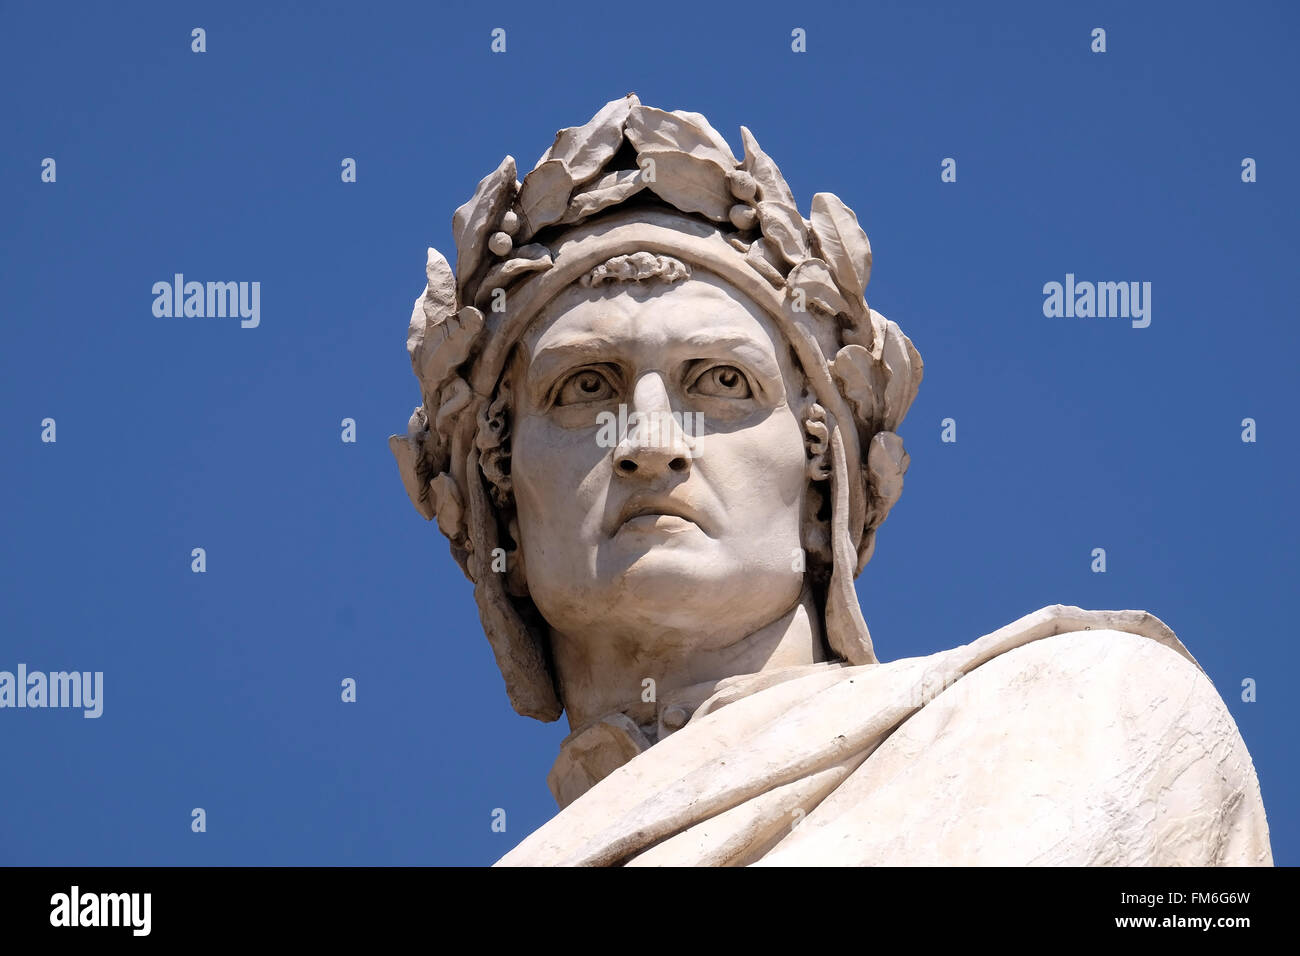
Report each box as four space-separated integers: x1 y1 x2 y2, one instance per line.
555 367 617 406
691 365 752 399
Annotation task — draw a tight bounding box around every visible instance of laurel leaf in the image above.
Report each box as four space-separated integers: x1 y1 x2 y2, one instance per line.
451 156 518 287
740 126 797 208
878 319 923 429
810 192 872 298
475 245 554 309
407 292 428 368
637 148 733 222
417 306 484 394
389 433 435 519
417 246 457 339
519 159 573 235
787 258 851 316
756 200 809 265
626 106 737 166
534 93 639 185
831 344 883 429
429 473 465 540
559 169 646 224
839 309 877 353
667 110 737 163
867 432 909 506
745 238 787 287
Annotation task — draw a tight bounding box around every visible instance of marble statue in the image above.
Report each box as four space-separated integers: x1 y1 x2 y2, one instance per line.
390 95 1272 866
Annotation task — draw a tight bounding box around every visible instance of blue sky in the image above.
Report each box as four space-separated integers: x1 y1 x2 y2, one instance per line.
1 0 1296 866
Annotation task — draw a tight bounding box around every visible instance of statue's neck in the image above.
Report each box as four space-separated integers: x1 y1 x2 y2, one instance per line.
550 585 827 733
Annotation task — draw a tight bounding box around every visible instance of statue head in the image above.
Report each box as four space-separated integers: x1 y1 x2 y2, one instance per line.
390 95 922 723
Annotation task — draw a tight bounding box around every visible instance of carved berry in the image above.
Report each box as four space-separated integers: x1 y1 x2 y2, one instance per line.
727 169 758 201
729 203 758 230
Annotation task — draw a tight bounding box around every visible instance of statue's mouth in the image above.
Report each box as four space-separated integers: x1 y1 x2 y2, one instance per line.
611 497 705 536
620 514 696 535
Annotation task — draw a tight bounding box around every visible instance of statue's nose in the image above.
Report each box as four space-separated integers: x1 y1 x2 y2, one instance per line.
613 372 693 479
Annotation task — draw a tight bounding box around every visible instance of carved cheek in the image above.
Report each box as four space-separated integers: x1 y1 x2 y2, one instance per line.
512 414 609 540
699 410 806 515
762 415 810 520
508 417 556 535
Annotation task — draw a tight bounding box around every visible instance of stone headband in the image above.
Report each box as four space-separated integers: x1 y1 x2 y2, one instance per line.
390 94 923 721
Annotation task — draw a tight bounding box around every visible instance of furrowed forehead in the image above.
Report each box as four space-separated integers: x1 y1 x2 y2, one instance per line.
516 272 796 378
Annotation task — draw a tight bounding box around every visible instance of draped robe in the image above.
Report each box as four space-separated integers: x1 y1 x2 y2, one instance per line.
495 606 1272 866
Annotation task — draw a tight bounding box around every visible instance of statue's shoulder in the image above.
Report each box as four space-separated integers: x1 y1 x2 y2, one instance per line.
953 604 1215 727
923 606 1270 863
976 604 1202 679
778 605 1274 865
963 603 1201 671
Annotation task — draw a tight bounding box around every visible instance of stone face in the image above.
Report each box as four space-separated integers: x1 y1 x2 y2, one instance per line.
391 97 1272 866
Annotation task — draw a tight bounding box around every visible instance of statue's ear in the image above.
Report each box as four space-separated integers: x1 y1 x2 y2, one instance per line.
803 401 832 482
799 400 833 571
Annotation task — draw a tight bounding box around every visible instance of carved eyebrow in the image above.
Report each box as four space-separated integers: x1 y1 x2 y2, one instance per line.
527 331 783 393
669 333 783 381
525 337 623 398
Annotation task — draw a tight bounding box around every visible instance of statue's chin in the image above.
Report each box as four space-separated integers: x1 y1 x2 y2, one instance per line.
526 526 804 640
594 541 801 636
603 521 724 597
